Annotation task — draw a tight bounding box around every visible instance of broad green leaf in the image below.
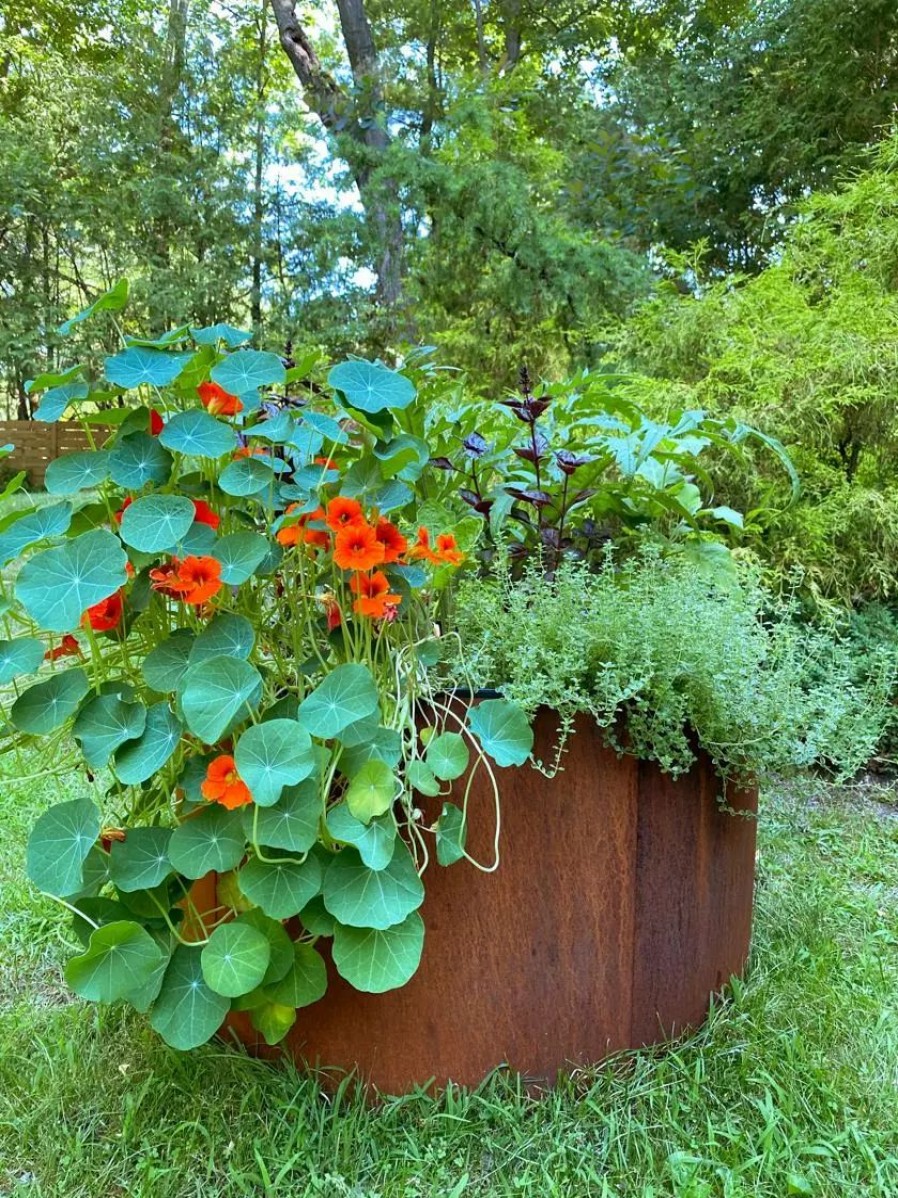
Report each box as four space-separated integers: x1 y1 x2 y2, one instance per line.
150 945 229 1050
105 347 193 389
436 802 467 866
406 759 440 797
26 797 100 897
109 432 172 488
188 614 254 666
322 843 423 930
345 760 398 823
191 323 252 348
211 349 285 394
218 458 276 497
250 1001 297 1045
326 803 396 871
243 779 320 853
235 908 294 985
58 278 129 336
426 732 470 781
301 409 348 444
142 631 195 692
299 895 336 936
170 520 217 558
125 326 191 349
119 494 195 553
114 703 182 784
158 410 238 458
65 920 167 1003
167 806 245 879
201 923 271 998
35 381 89 423
11 668 90 734
467 700 533 767
16 529 128 632
707 504 745 529
339 727 402 775
235 719 316 806
210 532 269 584
180 656 262 743
0 502 72 564
238 852 323 920
73 693 146 768
265 942 327 1008
109 828 173 892
297 664 379 739
26 364 86 394
0 637 44 684
45 450 112 494
332 912 424 993
328 360 416 414
373 434 430 481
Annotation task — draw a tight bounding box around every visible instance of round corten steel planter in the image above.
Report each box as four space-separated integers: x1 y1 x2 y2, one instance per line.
203 708 757 1092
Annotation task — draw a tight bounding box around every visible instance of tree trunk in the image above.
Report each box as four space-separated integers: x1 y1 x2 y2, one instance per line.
251 0 268 340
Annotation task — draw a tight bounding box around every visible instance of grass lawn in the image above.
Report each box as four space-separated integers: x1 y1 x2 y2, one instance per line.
1 762 897 1197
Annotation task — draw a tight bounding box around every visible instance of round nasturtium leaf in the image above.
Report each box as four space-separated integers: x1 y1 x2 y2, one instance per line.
108 828 174 893
325 803 396 872
119 494 195 554
11 668 90 735
167 806 245 879
436 802 467 866
344 760 398 823
339 727 402 775
180 656 263 744
142 630 195 692
406 759 440 798
327 360 416 414
243 779 320 853
297 664 379 739
73 693 147 769
235 908 294 985
188 614 254 666
35 381 89 423
210 532 270 584
44 450 112 495
113 703 182 784
238 852 323 920
191 323 252 348
218 458 276 497
26 796 100 897
150 945 230 1050
250 1001 297 1046
322 843 424 930
0 501 72 565
109 431 172 489
0 637 45 685
331 911 424 994
65 920 167 1003
265 942 327 1008
105 347 193 389
466 699 534 768
210 349 286 394
235 719 316 807
425 732 470 781
158 409 238 458
299 895 336 937
15 529 128 632
201 923 271 998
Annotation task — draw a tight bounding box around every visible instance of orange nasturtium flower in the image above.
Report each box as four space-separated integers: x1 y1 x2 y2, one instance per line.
82 591 124 632
45 634 82 662
149 409 164 436
349 571 402 618
276 504 329 550
409 527 465 567
333 522 385 572
374 518 408 564
201 755 252 810
233 444 268 460
197 381 242 417
191 499 220 530
325 496 365 533
149 556 223 605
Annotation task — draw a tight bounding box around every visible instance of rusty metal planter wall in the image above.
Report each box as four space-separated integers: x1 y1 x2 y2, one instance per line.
212 708 757 1092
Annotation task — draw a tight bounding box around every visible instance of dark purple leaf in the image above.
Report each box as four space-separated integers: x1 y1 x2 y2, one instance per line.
463 432 490 458
555 449 593 475
514 432 550 464
459 488 481 508
506 487 555 509
540 527 561 549
429 456 456 471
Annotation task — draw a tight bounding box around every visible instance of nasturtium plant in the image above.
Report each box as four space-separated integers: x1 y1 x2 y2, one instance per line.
4 296 534 1051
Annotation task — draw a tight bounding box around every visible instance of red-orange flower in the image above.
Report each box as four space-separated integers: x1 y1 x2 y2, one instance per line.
315 456 338 470
323 596 343 630
82 591 123 632
349 571 402 618
192 499 220 530
333 523 384 571
435 533 464 566
114 496 133 524
45 634 82 662
149 409 164 436
374 518 408 564
276 504 329 550
233 445 268 460
201 755 252 810
326 496 365 533
149 556 222 605
198 381 242 416
408 526 439 563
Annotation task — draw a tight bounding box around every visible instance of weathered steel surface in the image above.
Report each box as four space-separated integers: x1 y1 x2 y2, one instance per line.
219 709 758 1092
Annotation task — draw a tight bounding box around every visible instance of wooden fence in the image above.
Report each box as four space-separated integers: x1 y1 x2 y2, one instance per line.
0 421 107 487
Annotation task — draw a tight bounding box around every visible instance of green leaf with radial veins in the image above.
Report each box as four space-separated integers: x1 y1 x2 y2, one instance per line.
0 637 45 685
15 529 127 632
45 450 112 495
234 719 316 807
188 614 254 666
34 381 89 423
0 501 72 564
322 843 423 930
109 828 173 892
142 630 195 692
72 693 146 768
150 944 230 1050
210 532 269 585
11 668 90 734
238 852 323 920
297 664 379 739
104 347 193 389
406 759 440 798
264 942 327 1008
201 923 271 998
235 908 294 985
58 278 129 336
436 802 467 866
218 458 276 497
345 760 398 823
339 727 402 775
167 806 245 880
250 1001 297 1046
158 410 238 458
113 703 182 784
119 494 195 553
466 699 533 768
191 323 252 348
26 796 100 897
328 360 416 414
109 432 172 488
326 803 396 871
211 349 285 393
426 732 470 782
242 779 320 853
332 911 424 994
65 920 167 1003
180 656 262 743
